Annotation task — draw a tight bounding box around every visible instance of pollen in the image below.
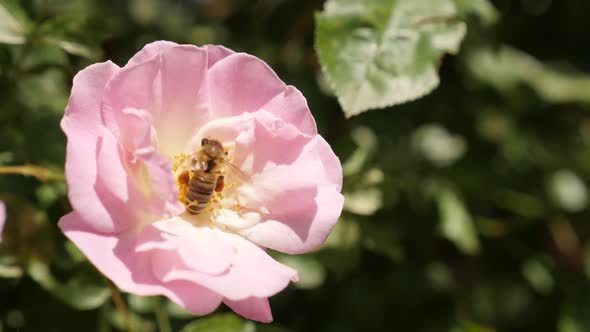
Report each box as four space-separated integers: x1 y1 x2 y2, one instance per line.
173 153 191 203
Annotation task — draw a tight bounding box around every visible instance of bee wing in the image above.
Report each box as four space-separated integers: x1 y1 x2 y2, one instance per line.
221 159 251 183
189 153 209 172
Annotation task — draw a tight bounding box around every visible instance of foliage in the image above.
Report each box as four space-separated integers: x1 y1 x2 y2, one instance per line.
315 0 466 117
1 0 590 331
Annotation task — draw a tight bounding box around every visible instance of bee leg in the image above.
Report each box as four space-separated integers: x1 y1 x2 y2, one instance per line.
186 200 200 209
215 175 225 192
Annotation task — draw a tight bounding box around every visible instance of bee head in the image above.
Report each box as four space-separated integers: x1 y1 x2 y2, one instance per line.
201 138 225 158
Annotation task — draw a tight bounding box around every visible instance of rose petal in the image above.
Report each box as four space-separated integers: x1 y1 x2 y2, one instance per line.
62 61 120 138
207 53 286 118
126 41 178 66
152 45 209 157
193 111 311 175
224 297 273 323
240 134 343 198
261 85 317 136
62 61 127 233
151 230 298 301
193 111 343 253
136 218 235 275
101 56 160 144
93 129 136 231
59 212 223 315
205 44 235 68
241 185 344 254
128 41 234 68
206 53 318 135
59 212 165 295
163 280 223 315
104 44 211 159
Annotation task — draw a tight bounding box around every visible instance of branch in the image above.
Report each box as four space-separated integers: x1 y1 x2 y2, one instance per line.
0 165 65 182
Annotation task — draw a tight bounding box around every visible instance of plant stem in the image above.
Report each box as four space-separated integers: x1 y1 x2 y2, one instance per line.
0 165 65 182
108 282 135 332
155 299 172 332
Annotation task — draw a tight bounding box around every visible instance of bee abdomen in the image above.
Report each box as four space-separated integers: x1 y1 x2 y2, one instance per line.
186 173 217 214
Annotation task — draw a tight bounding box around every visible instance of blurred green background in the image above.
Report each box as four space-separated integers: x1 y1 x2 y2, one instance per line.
1 0 590 331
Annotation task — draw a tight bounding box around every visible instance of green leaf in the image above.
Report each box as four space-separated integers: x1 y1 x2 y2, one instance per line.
412 123 467 167
180 314 255 332
521 259 554 294
559 311 584 332
27 259 110 310
454 321 496 332
0 0 29 45
466 46 590 104
362 222 405 262
0 264 23 278
256 326 291 332
128 295 158 314
35 16 103 59
547 169 588 212
274 254 326 289
454 0 499 26
108 304 156 332
323 217 360 250
342 126 377 176
436 186 480 255
51 39 98 58
315 0 466 117
16 68 68 113
344 187 383 215
165 299 194 318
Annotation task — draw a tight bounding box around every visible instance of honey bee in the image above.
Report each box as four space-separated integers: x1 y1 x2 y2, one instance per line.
178 137 244 215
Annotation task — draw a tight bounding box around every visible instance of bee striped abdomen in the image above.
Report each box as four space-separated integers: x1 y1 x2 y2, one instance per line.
186 172 217 214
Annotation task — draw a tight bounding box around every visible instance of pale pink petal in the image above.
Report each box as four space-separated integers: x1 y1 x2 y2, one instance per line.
97 108 182 218
194 111 311 176
136 218 235 275
62 61 127 233
93 129 136 231
164 280 223 315
140 152 185 217
126 40 177 66
128 41 234 69
206 53 286 118
195 112 343 253
244 135 343 195
104 44 210 158
261 85 317 136
241 185 344 254
206 53 317 135
59 212 223 315
197 112 341 252
101 56 160 143
224 297 273 323
115 108 158 153
61 61 120 138
151 230 298 301
59 212 164 295
94 128 178 228
205 44 235 68
152 45 209 157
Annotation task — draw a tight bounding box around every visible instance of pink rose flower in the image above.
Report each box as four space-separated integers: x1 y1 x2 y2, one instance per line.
59 41 343 322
